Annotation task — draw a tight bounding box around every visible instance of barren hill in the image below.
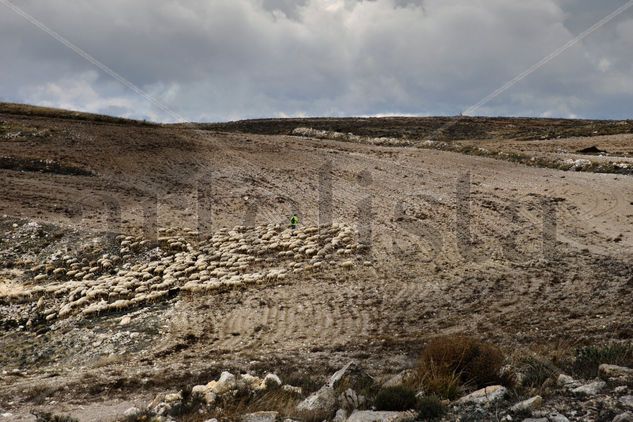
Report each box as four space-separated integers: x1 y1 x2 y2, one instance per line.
1 103 632 421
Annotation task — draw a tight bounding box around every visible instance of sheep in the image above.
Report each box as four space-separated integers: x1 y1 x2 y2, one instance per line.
341 260 354 269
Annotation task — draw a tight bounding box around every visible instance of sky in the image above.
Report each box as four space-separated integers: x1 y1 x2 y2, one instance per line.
1 0 633 122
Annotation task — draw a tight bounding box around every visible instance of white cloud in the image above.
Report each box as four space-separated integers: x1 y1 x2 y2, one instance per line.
1 0 632 121
21 71 162 121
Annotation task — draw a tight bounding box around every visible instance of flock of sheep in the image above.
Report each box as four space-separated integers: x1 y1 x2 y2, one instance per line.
1 223 360 324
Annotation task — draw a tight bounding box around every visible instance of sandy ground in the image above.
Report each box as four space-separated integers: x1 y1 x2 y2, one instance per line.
0 110 632 420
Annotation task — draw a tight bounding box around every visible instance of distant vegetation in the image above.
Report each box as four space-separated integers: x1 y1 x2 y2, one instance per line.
4 102 633 141
198 115 633 141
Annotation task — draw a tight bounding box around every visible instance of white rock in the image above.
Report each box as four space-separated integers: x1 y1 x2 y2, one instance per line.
547 413 570 422
208 371 237 394
572 380 606 396
510 395 543 412
456 385 507 405
333 408 347 422
165 392 182 403
621 395 633 408
329 361 356 387
346 410 417 422
613 412 633 422
240 411 279 422
123 407 140 417
192 385 217 404
382 370 414 388
557 374 579 388
263 373 282 388
296 385 337 414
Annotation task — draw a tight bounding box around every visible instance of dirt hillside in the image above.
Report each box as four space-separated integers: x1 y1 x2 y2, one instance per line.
0 104 632 421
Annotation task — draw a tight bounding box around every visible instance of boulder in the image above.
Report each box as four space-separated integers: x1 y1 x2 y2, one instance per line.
328 361 374 390
600 364 633 385
621 396 633 409
192 385 218 404
208 371 237 394
510 395 543 412
572 380 606 396
346 410 417 422
614 412 633 422
296 385 337 415
382 370 415 388
557 374 578 389
456 385 507 405
241 411 279 422
333 409 347 422
264 373 282 388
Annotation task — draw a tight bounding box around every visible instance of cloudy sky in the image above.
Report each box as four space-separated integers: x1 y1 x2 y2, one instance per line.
1 0 633 122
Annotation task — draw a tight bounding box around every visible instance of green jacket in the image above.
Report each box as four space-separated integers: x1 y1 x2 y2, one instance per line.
290 215 299 225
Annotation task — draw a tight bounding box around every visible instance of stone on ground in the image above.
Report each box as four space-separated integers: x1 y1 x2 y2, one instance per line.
571 380 606 396
296 385 337 414
510 395 543 412
345 410 417 422
240 411 279 422
600 364 633 385
456 385 507 405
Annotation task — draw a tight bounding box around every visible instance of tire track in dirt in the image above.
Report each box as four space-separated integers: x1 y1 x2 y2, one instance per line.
204 281 379 352
514 183 624 255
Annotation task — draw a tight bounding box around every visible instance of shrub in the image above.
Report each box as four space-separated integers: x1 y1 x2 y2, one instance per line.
416 395 446 420
418 336 505 389
374 386 417 411
518 356 559 388
415 365 462 401
573 343 633 378
208 388 302 421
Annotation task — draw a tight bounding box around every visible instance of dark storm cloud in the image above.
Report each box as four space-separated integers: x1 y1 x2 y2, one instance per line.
1 0 632 122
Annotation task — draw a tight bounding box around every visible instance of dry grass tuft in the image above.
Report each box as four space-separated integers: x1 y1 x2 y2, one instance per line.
202 388 301 421
410 335 506 399
572 342 633 378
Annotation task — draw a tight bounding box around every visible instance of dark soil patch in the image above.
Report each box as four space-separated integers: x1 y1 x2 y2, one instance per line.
0 156 94 176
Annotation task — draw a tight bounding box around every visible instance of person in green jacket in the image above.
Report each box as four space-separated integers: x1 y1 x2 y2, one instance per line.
290 213 299 230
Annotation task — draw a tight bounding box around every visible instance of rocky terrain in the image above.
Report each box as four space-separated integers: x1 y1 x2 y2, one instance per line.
0 103 632 421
